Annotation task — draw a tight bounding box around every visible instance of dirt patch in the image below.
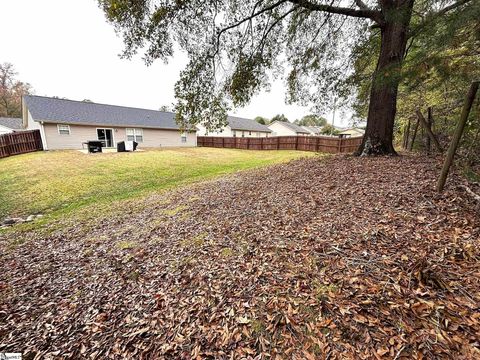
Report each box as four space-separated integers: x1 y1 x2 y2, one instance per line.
0 154 478 359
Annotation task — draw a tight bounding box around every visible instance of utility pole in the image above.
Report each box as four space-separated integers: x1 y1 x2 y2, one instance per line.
330 96 337 135
332 97 336 127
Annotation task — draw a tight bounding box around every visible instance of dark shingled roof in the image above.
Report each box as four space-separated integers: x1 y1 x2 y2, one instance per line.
0 117 23 130
271 121 310 134
24 95 182 130
227 116 271 132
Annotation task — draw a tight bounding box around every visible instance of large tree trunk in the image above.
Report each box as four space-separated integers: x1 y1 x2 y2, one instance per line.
357 0 414 156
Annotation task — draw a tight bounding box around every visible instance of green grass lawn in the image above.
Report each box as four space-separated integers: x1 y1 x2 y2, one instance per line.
0 147 315 221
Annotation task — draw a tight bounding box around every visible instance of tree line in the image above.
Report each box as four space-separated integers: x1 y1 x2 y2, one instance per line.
0 63 31 118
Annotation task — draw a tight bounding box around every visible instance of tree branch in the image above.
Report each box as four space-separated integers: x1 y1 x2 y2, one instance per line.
409 0 473 38
289 0 383 22
215 0 383 53
257 6 301 54
216 0 289 45
355 0 371 10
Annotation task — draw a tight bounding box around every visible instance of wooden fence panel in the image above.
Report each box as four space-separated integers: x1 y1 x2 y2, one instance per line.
0 130 43 159
197 135 363 154
340 137 362 153
262 137 279 150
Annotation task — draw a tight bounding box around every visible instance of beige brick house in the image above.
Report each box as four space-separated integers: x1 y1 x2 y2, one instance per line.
23 95 197 150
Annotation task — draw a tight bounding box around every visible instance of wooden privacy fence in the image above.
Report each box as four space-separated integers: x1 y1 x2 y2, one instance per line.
197 135 363 154
0 130 43 159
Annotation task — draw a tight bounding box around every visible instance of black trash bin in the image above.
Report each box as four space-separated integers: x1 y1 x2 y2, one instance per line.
87 141 103 153
117 141 126 152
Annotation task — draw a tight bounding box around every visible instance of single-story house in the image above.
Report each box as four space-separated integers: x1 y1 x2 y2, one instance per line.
301 125 324 136
268 121 310 136
197 116 271 137
22 95 197 150
338 127 365 138
0 117 24 134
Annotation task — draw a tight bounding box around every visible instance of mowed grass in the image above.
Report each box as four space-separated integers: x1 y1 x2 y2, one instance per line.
0 147 315 220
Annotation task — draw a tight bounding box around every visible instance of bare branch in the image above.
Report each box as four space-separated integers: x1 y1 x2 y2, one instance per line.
216 0 289 46
257 6 301 54
289 0 383 23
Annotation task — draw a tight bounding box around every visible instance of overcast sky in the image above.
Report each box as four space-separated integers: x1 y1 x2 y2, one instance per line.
1 0 349 126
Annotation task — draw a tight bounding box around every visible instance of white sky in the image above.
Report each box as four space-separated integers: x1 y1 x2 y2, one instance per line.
1 0 349 126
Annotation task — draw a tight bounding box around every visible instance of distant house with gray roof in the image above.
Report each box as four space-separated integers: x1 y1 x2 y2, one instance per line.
23 95 197 150
338 127 365 138
0 117 24 135
268 121 310 136
196 116 272 138
301 125 324 136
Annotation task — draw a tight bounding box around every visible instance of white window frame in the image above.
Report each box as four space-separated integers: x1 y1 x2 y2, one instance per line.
126 128 143 143
181 132 187 143
57 124 71 135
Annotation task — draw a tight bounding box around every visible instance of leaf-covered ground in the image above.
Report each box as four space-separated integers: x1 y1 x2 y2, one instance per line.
0 154 479 359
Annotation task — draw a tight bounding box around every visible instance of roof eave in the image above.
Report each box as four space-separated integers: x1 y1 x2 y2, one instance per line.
35 119 190 131
230 127 272 132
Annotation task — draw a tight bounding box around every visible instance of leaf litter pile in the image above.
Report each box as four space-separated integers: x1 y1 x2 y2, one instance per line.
1 154 479 359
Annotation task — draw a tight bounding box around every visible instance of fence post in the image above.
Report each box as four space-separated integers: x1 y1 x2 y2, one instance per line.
247 137 250 150
276 136 279 150
222 137 224 148
316 137 320 153
337 137 343 153
295 136 298 150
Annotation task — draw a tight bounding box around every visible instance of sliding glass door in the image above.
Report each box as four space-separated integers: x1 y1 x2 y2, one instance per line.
97 128 114 147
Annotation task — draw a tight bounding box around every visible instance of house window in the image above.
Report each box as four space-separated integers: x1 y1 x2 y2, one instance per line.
126 128 143 142
242 131 245 137
232 130 236 137
249 131 252 136
57 124 70 135
181 133 187 143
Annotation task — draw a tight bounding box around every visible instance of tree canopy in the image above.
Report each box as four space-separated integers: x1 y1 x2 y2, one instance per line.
254 116 269 125
99 0 476 154
0 63 32 118
294 114 327 127
270 114 289 123
347 1 479 159
321 123 340 136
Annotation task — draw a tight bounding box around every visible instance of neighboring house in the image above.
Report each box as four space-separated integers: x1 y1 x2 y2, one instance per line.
22 95 197 150
197 116 272 138
301 125 324 136
0 117 24 134
268 121 310 136
338 128 365 138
